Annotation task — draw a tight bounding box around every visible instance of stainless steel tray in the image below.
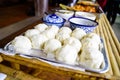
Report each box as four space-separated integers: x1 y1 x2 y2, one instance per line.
0 39 109 73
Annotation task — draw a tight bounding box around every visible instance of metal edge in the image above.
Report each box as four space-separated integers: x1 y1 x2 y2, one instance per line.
1 38 109 73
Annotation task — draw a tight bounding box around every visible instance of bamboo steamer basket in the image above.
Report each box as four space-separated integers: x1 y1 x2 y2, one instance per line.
0 14 120 80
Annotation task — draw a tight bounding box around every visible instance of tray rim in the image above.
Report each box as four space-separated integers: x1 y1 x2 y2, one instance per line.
1 38 109 73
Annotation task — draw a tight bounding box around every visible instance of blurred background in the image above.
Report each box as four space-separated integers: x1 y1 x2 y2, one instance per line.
0 0 120 41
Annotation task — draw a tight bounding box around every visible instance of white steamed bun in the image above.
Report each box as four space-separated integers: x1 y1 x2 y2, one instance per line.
56 45 78 65
58 27 72 34
34 23 48 33
30 34 48 49
81 38 99 50
11 36 32 54
71 28 86 40
85 33 101 45
47 25 59 34
79 48 104 69
41 25 59 39
81 33 101 50
63 37 82 52
56 27 72 42
44 39 62 53
24 29 40 38
56 33 70 43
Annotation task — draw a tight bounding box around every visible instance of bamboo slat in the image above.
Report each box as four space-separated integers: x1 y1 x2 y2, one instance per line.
102 15 120 68
102 21 120 76
103 15 120 54
100 14 120 76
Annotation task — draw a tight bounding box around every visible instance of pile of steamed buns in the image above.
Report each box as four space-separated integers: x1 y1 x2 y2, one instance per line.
11 23 104 69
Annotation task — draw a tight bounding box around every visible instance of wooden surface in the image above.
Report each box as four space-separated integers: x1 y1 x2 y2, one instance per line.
0 64 42 80
0 14 120 80
0 55 3 62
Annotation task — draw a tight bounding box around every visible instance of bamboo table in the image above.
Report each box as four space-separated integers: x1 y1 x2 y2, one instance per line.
0 55 3 62
0 64 42 80
0 14 120 80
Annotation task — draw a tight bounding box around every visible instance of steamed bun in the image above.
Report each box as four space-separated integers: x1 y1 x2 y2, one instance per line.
81 33 101 50
56 45 78 65
58 27 72 34
47 25 59 34
24 29 40 38
44 39 62 53
71 28 86 40
56 27 72 42
85 33 101 45
34 23 48 33
63 37 82 52
30 34 48 49
81 38 99 50
11 36 32 54
56 33 70 43
41 25 59 39
79 48 104 69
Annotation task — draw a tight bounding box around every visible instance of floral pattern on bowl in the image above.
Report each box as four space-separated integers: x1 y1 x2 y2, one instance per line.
43 14 66 28
69 17 98 33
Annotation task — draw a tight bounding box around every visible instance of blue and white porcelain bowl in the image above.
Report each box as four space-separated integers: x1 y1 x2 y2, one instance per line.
68 17 98 33
43 14 66 28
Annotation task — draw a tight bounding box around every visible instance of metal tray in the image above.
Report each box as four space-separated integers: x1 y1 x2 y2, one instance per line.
0 38 109 73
